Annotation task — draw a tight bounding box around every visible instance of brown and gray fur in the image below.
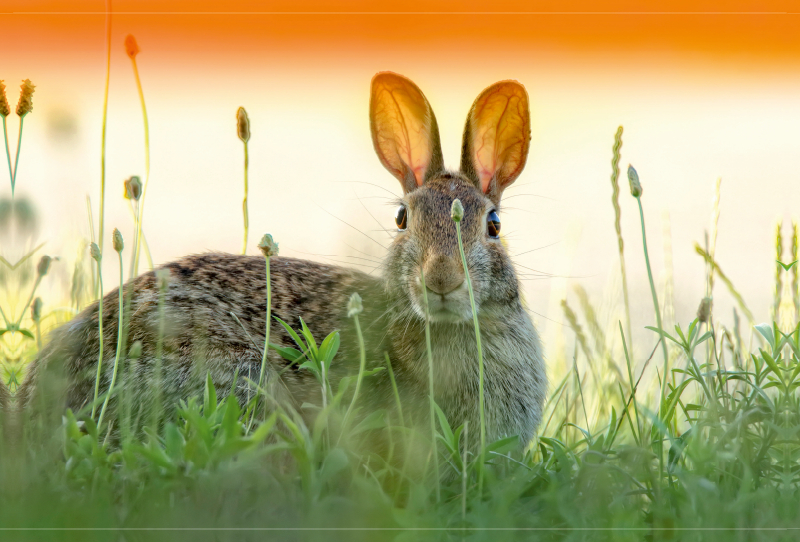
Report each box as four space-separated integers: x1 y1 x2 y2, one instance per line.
19 72 547 448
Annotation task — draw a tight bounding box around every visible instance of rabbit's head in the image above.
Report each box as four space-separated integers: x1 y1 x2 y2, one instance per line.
370 72 531 324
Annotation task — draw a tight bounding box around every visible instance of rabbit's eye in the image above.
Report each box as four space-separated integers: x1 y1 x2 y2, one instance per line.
487 210 500 238
395 205 408 231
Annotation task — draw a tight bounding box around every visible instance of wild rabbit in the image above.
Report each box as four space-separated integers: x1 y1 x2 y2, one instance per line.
19 72 547 447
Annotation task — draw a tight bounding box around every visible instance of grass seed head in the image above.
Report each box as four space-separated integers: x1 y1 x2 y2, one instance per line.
37 255 52 277
123 175 142 201
697 296 713 323
348 292 363 317
125 34 140 59
257 233 279 258
451 198 464 223
237 107 251 143
31 297 43 322
627 164 642 197
0 80 9 117
90 242 102 262
16 79 35 117
113 228 124 253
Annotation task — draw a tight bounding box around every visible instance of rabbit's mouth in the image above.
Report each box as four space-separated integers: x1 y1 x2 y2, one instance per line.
409 279 476 323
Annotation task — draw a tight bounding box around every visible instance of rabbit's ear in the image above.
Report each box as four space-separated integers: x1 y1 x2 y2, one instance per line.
370 72 444 193
460 81 531 201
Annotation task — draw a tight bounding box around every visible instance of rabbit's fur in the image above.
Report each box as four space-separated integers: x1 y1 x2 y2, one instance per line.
19 72 547 447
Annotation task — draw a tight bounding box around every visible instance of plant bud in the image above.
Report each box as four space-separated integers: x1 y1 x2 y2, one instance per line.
156 268 170 292
258 233 279 258
37 255 52 277
347 292 363 317
237 107 251 143
124 34 140 59
31 297 43 322
627 164 642 198
90 242 102 262
123 175 142 201
697 297 713 323
450 199 464 223
16 79 35 117
128 340 143 359
0 80 9 117
113 228 124 253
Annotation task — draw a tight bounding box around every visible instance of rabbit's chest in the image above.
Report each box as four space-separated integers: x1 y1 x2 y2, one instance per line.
415 325 544 442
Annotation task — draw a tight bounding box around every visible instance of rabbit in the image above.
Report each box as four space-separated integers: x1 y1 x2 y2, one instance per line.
18 72 547 448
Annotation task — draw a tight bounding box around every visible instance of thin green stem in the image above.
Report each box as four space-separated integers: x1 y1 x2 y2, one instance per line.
383 352 405 428
619 322 641 445
151 273 167 432
131 56 150 278
98 3 112 297
10 114 26 193
257 256 272 392
97 250 125 434
636 197 669 415
3 116 13 193
86 196 97 295
454 220 485 492
241 141 249 255
34 319 42 351
91 266 105 420
0 305 10 328
420 269 440 501
342 314 366 431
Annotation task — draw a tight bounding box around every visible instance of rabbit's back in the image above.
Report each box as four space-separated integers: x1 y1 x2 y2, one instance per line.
19 253 385 419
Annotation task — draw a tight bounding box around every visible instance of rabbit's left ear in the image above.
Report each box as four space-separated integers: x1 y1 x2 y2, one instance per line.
460 81 531 202
370 72 444 194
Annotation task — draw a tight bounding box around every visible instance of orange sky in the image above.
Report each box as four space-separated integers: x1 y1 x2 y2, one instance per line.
5 1 800 70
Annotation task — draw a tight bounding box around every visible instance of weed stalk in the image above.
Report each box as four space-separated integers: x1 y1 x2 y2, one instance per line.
451 198 485 491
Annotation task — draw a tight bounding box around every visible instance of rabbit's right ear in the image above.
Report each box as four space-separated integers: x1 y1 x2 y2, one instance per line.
370 72 444 193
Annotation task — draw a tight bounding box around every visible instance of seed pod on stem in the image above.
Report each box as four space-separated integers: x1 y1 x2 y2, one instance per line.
16 79 35 117
123 175 142 201
257 233 279 258
37 255 52 277
451 198 464 223
124 34 140 59
627 164 642 198
113 228 124 253
90 242 102 262
31 297 43 322
0 80 9 117
237 107 251 143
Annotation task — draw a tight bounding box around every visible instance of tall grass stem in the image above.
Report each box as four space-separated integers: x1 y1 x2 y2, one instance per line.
453 212 485 492
241 142 249 254
420 269 440 501
635 197 669 415
97 2 112 295
342 312 366 431
91 264 105 420
10 115 25 193
257 256 272 394
2 117 12 192
129 54 151 278
97 249 125 434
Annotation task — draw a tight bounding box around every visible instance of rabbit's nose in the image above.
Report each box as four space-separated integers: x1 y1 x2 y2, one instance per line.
423 255 465 295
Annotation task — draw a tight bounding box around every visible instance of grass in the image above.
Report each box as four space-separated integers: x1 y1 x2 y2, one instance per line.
2 38 800 540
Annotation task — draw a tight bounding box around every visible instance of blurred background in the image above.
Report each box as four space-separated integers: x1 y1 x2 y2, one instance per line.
2 0 800 366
